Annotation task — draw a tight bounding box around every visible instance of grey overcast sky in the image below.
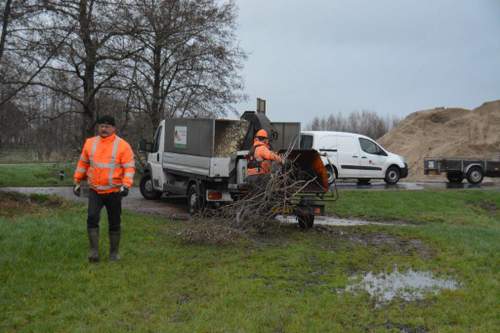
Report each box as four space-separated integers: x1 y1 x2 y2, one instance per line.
234 0 500 123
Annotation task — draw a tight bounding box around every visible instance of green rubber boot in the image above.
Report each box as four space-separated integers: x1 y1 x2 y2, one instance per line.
87 228 100 263
109 231 121 261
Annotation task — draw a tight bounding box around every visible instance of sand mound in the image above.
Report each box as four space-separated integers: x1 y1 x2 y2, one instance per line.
378 100 500 180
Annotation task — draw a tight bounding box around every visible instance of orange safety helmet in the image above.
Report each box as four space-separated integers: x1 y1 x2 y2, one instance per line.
255 129 269 140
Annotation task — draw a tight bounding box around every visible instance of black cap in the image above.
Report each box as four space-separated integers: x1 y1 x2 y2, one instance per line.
97 115 116 126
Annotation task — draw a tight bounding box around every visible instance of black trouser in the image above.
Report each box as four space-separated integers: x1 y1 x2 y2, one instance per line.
87 189 122 232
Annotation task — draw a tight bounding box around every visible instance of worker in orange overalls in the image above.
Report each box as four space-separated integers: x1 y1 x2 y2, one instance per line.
246 129 283 188
73 115 135 262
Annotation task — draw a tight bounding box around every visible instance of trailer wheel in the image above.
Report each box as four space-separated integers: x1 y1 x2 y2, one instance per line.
187 184 204 215
466 167 484 184
384 166 400 185
446 172 464 184
296 207 314 229
139 175 162 200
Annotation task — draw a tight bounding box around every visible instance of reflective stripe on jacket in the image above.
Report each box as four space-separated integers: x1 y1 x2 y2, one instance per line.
247 141 281 176
74 134 135 194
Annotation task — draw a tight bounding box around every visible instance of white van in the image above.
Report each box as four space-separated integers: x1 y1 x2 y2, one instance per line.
300 131 408 185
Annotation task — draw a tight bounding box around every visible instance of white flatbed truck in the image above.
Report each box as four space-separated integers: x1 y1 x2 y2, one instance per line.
139 112 329 228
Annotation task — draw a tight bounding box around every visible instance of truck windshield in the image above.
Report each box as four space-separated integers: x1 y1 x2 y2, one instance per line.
300 135 313 149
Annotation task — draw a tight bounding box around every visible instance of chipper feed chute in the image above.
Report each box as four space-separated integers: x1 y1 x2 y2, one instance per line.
282 149 329 193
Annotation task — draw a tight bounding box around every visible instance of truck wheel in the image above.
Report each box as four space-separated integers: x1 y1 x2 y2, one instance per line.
466 167 484 184
384 166 400 185
187 184 204 215
140 175 162 200
326 164 336 185
446 172 464 184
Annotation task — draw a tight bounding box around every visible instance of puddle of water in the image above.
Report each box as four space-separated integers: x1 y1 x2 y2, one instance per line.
276 215 394 226
343 267 459 306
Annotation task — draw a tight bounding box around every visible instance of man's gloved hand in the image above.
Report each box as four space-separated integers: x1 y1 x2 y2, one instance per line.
119 186 129 197
73 183 81 197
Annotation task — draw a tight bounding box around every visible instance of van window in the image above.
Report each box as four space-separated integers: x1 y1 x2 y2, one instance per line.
300 134 313 149
359 138 386 155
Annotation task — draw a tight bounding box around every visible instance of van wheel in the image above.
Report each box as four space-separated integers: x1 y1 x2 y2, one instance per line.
326 164 336 185
187 184 204 215
466 167 484 184
446 172 464 184
140 175 162 200
384 166 400 185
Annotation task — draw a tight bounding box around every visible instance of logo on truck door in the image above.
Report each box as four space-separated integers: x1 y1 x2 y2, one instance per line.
174 126 187 148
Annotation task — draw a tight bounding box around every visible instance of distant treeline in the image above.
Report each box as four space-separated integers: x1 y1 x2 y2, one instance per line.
306 111 400 139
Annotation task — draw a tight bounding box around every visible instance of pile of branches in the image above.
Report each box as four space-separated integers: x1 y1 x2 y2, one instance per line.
179 150 322 244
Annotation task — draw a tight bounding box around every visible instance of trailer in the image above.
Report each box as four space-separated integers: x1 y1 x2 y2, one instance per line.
138 111 329 228
424 157 500 184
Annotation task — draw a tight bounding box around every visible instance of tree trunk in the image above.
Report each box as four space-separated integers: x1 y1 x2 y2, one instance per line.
0 0 13 63
82 60 96 139
150 42 162 128
79 0 97 140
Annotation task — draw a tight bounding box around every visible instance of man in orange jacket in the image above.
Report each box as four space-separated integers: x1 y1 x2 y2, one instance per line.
246 129 283 186
73 115 135 262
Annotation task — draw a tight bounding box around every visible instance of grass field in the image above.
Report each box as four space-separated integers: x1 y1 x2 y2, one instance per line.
0 163 75 187
1 190 499 332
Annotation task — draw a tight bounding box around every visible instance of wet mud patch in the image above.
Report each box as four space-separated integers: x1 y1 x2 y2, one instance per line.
171 218 304 246
313 225 434 259
466 199 497 216
378 321 428 333
0 191 64 218
174 220 248 245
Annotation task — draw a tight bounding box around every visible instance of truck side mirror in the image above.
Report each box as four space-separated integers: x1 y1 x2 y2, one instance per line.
139 139 153 153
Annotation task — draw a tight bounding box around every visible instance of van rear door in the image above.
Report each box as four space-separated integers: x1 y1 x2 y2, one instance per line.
337 135 361 177
317 135 338 166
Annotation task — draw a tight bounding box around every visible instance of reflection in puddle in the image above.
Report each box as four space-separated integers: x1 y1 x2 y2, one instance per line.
276 215 395 226
344 268 459 306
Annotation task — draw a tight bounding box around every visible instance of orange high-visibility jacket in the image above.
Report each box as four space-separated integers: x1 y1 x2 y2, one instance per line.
247 140 282 176
74 134 135 194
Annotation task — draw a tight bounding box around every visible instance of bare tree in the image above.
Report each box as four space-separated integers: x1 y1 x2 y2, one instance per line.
127 0 245 127
0 0 67 106
6 0 141 140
